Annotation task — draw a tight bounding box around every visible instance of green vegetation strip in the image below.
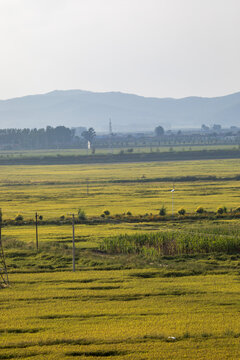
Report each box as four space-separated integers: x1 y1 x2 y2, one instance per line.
100 230 240 257
0 149 239 165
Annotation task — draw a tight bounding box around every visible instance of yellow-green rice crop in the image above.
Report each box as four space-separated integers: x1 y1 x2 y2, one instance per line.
1 158 240 359
1 270 240 359
0 159 240 220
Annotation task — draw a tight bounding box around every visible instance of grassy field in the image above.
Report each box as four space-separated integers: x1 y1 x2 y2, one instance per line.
1 158 240 359
0 159 240 220
0 144 239 159
1 268 240 359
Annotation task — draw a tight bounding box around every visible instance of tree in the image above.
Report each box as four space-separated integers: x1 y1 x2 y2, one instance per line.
159 205 166 216
178 208 186 215
217 206 227 214
201 124 209 132
78 208 86 220
81 128 96 145
212 124 221 132
195 206 204 214
81 128 96 153
154 126 164 137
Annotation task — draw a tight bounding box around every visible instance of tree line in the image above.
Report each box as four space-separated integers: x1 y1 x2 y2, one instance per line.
0 125 239 151
0 126 75 149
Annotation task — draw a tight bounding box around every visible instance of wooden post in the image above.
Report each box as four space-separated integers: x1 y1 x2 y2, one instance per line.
72 214 75 272
35 212 38 250
86 178 89 196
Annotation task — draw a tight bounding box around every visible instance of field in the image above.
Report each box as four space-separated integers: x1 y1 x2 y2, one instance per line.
1 268 240 359
1 159 240 220
0 144 239 159
1 158 240 359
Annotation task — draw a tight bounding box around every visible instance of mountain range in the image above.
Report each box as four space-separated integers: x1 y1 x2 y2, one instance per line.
0 89 240 131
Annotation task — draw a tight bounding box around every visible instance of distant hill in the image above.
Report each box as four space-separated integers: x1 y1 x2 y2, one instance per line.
0 89 240 131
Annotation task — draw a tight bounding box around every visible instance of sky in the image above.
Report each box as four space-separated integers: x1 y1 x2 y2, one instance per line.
0 0 239 100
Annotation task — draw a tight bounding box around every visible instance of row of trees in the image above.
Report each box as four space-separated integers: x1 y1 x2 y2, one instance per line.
0 126 74 149
0 125 239 150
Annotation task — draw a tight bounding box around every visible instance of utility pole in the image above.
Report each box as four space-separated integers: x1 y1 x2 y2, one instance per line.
72 214 76 272
109 118 113 136
171 184 175 217
0 209 9 286
35 212 39 250
86 178 89 196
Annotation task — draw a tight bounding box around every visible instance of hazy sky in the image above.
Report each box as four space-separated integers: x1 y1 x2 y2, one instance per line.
0 0 240 99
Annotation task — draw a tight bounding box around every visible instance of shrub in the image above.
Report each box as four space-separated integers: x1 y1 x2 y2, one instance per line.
217 207 224 214
78 208 86 220
195 206 204 214
103 210 110 216
178 208 186 216
15 214 23 221
60 215 65 220
127 211 132 216
159 205 166 216
217 206 227 214
39 215 43 221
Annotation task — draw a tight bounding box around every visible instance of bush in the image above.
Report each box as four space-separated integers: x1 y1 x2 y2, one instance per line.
195 206 204 214
78 208 86 220
217 206 227 214
103 210 110 216
159 205 166 216
39 215 43 221
60 215 65 220
15 214 23 221
178 208 186 216
127 211 132 216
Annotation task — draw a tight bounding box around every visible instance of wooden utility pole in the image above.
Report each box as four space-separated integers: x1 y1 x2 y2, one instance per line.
35 212 39 250
72 214 75 272
171 182 175 217
86 178 89 196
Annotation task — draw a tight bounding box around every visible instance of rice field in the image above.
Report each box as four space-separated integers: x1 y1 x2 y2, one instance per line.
0 159 240 220
1 158 240 359
1 270 240 359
